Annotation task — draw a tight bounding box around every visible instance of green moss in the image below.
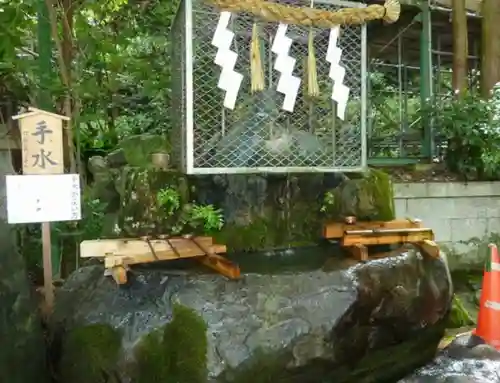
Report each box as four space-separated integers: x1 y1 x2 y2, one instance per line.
132 303 208 383
324 169 395 222
366 168 395 221
116 167 189 237
215 218 270 252
59 324 122 383
285 201 322 246
215 217 318 253
119 134 170 168
215 200 320 253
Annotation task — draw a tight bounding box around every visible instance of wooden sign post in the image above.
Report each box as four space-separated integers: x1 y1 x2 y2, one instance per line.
11 107 71 314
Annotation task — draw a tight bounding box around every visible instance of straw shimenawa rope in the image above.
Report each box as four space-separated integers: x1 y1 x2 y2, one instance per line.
306 0 319 97
206 0 401 27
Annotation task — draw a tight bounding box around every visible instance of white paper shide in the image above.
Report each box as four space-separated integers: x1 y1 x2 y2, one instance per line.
211 11 243 110
6 174 82 224
271 24 301 113
326 26 350 120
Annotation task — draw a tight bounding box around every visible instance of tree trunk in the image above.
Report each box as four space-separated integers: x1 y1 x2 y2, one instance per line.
452 0 468 96
45 0 76 172
481 0 500 97
61 0 76 173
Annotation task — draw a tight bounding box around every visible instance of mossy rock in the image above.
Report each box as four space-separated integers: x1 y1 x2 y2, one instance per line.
213 174 322 252
215 216 276 252
56 244 452 383
59 324 122 383
58 304 207 383
325 169 395 222
115 166 189 237
87 157 120 210
131 303 207 383
0 224 48 383
119 134 170 168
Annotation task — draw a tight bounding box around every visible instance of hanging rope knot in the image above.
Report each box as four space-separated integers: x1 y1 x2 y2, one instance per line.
382 0 401 24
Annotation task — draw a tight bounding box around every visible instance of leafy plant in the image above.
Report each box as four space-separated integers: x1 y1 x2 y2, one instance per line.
428 85 500 180
156 187 224 235
157 187 181 215
188 204 224 232
320 191 335 213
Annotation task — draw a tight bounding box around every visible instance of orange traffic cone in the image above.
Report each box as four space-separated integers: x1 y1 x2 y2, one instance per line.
473 243 500 350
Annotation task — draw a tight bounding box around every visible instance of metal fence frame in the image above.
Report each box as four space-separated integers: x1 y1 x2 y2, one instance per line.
178 0 368 175
366 1 482 166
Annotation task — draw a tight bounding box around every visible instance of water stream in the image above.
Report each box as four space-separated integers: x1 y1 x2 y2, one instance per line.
402 356 500 382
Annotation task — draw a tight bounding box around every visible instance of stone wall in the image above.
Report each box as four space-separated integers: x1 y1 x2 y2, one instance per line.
394 182 500 270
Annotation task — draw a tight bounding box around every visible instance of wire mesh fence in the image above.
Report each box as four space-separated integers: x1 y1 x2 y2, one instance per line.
171 0 367 174
368 59 422 159
367 20 424 160
367 17 481 163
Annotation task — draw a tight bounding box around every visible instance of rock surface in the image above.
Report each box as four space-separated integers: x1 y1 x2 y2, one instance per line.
54 245 452 383
0 222 49 383
400 333 500 382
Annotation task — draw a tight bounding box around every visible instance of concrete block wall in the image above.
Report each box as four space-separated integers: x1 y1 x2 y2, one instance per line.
394 182 500 269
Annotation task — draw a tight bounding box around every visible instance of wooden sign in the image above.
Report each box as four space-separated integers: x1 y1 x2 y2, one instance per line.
12 107 69 175
10 107 72 316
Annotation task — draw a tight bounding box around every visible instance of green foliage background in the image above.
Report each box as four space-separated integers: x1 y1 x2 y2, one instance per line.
1 0 180 159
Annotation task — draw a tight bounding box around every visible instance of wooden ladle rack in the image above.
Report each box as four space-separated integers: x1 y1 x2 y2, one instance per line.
322 218 440 261
80 235 240 285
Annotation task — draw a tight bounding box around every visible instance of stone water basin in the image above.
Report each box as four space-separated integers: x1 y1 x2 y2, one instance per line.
53 244 452 382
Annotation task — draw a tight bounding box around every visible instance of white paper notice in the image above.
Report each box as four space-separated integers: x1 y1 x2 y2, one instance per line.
211 11 243 110
333 83 350 120
211 12 232 46
326 26 340 59
214 29 235 66
272 24 292 55
327 47 343 79
326 26 350 121
277 76 301 113
271 23 300 112
6 174 82 224
222 71 243 110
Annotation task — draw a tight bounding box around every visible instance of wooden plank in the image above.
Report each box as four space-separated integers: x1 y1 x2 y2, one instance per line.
323 219 422 239
187 236 241 279
346 244 368 261
12 107 71 121
80 236 214 258
111 265 128 285
414 239 440 259
198 253 241 280
103 243 227 268
341 230 434 247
